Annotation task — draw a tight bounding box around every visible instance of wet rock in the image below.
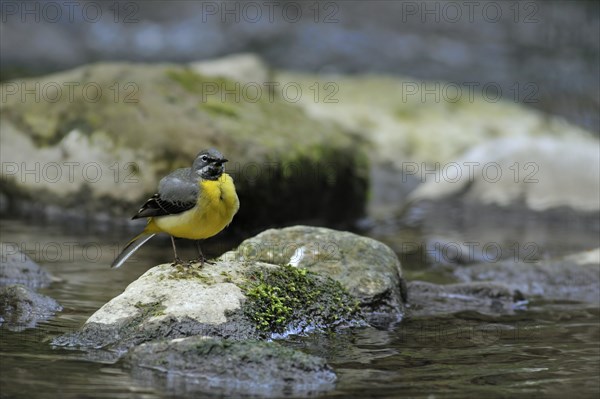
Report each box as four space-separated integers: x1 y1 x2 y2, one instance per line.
423 235 497 266
228 225 407 326
453 248 600 303
421 233 551 266
126 336 336 397
0 242 54 289
54 250 363 354
53 261 257 355
0 284 62 331
0 58 368 229
406 281 525 318
395 199 599 265
0 244 61 331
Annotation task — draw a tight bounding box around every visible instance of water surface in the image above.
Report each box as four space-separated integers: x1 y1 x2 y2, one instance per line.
1 218 599 398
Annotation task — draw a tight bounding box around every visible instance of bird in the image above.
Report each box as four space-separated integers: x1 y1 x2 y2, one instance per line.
111 148 240 268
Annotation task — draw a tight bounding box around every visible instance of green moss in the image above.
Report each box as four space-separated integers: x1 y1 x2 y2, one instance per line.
220 271 234 283
241 265 361 334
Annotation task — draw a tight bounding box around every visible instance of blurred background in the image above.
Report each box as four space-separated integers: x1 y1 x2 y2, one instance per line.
1 0 599 131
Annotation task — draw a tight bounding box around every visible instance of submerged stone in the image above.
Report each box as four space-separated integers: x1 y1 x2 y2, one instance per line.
454 248 600 304
406 281 525 318
126 336 336 397
0 242 54 289
0 284 62 331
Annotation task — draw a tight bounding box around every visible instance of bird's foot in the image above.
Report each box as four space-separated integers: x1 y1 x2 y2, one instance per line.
190 256 214 267
171 257 185 267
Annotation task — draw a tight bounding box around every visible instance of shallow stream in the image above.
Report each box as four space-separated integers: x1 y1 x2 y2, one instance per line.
1 217 599 398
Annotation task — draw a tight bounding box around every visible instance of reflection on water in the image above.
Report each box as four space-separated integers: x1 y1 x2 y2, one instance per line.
1 218 599 398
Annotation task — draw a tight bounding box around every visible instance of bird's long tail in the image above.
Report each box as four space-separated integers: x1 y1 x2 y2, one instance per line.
111 232 156 269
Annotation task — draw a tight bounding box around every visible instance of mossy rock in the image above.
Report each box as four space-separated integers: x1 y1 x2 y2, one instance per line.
53 256 364 355
228 225 407 326
242 264 362 334
0 61 369 230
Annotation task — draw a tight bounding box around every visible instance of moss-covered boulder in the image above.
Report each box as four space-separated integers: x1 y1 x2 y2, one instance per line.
53 262 365 356
126 337 336 397
228 225 407 326
0 58 368 229
53 226 405 357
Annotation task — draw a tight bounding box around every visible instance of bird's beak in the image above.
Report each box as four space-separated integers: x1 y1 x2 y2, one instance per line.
217 159 228 164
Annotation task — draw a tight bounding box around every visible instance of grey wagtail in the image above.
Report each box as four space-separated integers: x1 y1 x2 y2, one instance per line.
111 149 240 268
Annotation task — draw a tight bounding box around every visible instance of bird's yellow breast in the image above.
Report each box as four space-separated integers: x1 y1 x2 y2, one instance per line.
148 173 239 240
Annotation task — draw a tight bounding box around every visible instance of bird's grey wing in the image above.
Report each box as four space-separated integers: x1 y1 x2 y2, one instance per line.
132 168 199 219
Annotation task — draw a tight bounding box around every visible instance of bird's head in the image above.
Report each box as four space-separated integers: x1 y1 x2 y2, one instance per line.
192 148 228 180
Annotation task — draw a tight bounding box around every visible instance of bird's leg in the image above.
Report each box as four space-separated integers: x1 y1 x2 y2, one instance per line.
194 241 214 267
170 236 184 266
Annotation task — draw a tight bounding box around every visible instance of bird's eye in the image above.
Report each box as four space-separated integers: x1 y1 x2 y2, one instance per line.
201 155 208 162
